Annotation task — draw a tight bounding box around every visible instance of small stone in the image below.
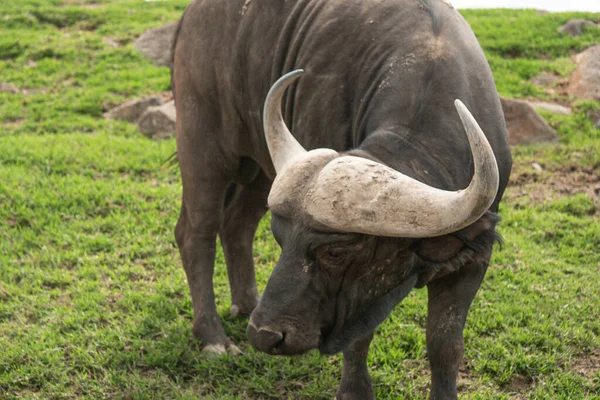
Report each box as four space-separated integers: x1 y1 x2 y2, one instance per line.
104 96 164 123
500 97 559 145
528 101 572 115
137 100 176 139
558 19 597 37
134 22 178 67
531 162 543 172
103 37 120 48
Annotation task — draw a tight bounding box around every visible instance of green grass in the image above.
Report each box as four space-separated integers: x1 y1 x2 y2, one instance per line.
1 1 599 399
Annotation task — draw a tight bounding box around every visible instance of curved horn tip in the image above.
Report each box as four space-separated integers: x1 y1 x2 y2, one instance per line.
288 69 304 76
278 69 304 82
264 70 306 104
454 99 468 116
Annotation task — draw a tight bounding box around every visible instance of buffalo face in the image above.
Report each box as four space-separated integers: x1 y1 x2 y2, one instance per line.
247 214 418 355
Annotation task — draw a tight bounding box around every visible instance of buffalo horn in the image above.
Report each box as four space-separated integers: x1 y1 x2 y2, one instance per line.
303 100 499 237
263 69 308 173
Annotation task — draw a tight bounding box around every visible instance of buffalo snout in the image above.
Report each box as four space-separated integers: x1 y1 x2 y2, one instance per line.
246 321 285 354
247 310 321 356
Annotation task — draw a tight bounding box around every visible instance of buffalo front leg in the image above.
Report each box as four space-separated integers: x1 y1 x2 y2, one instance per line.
176 190 243 355
426 255 490 399
174 94 241 355
220 171 271 318
336 332 375 400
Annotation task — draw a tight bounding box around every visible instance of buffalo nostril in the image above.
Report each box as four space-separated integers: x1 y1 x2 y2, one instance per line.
247 325 284 354
259 329 284 352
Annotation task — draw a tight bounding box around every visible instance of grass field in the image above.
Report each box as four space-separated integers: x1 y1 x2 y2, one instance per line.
1 0 599 398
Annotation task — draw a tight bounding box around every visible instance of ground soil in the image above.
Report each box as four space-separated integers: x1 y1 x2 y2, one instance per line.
506 161 600 212
571 349 600 381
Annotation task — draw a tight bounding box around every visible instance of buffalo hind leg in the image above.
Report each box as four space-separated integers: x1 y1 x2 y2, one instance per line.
336 332 375 400
426 253 491 399
220 171 271 318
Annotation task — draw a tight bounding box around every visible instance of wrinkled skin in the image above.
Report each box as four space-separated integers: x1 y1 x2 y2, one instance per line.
171 0 511 397
248 215 419 356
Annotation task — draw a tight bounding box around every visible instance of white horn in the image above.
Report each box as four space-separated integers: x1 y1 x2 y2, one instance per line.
452 99 500 225
303 100 499 237
263 70 308 173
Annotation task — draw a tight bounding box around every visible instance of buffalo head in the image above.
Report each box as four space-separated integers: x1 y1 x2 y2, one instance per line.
247 70 499 355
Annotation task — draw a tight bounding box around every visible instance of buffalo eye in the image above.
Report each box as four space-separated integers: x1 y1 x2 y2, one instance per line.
317 246 347 265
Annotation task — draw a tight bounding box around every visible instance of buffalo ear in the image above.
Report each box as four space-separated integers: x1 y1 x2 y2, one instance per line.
416 213 497 262
415 213 497 287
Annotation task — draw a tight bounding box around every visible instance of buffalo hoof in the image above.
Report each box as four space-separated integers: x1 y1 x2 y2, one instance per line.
202 343 242 356
230 305 241 318
192 315 243 356
230 297 259 319
230 303 256 319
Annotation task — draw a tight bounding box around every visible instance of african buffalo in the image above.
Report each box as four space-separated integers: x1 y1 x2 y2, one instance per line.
171 0 512 398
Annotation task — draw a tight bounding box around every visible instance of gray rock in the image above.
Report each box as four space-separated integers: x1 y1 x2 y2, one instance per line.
528 101 572 115
137 100 176 139
104 96 164 123
568 45 600 101
557 19 597 37
500 98 559 145
0 82 19 94
134 22 178 67
530 73 561 87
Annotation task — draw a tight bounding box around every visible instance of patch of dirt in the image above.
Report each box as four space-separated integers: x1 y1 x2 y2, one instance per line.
3 119 24 129
504 374 533 393
55 294 72 306
1 82 46 96
1 82 19 93
571 349 600 380
456 360 481 393
506 162 600 212
101 91 171 114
